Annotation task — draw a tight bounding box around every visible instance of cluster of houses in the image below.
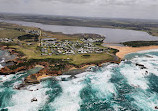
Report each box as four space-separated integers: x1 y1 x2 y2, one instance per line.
0 38 13 43
40 37 108 56
24 30 41 35
15 28 41 35
80 37 104 43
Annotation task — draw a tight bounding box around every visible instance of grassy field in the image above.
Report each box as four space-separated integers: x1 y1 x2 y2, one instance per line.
10 45 114 65
0 22 35 38
40 33 79 41
122 41 158 47
147 28 158 36
0 29 26 38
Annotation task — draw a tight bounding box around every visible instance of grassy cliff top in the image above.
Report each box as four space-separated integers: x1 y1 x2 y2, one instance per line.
0 22 116 65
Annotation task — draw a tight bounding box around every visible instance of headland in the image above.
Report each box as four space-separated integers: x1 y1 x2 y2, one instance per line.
0 22 120 85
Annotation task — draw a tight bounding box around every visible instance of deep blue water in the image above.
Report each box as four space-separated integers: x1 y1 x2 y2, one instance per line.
1 49 158 111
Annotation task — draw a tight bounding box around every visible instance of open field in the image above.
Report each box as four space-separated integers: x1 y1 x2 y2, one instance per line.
10 45 114 65
0 29 26 38
0 22 27 38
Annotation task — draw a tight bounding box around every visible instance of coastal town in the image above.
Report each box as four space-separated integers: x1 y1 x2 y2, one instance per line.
0 25 111 56
0 22 120 80
0 38 13 43
0 36 110 56
40 37 108 56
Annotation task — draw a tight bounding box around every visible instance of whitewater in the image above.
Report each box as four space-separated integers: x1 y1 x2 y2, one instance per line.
1 49 158 111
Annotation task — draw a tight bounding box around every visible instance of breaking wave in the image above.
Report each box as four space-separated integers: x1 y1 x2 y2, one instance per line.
1 50 158 110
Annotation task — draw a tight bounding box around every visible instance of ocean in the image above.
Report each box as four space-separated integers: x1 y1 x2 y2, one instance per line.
1 49 158 111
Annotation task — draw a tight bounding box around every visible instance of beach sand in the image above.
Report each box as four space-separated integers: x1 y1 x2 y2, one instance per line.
109 45 158 59
37 74 51 81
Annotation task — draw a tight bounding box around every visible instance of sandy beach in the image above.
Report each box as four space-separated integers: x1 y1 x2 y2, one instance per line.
109 45 158 59
37 74 51 81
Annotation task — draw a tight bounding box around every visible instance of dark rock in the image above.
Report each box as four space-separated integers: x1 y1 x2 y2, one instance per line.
155 106 158 109
63 69 85 76
13 84 25 90
136 63 147 69
31 98 38 102
0 72 10 75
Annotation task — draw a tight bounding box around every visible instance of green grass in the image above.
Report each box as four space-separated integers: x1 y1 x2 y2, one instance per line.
0 29 26 38
122 41 158 47
10 45 114 65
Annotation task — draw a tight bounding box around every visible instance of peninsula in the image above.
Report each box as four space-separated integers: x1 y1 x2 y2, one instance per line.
0 22 119 84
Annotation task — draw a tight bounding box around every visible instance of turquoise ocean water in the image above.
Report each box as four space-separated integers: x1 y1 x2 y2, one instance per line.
1 50 158 111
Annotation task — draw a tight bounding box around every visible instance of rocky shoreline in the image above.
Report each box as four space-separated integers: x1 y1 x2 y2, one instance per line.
0 46 121 85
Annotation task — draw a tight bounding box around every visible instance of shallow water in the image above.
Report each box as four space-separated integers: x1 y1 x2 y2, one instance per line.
1 19 158 43
0 50 158 110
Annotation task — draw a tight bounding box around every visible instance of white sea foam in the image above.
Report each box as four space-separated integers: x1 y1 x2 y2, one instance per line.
8 83 49 111
0 61 3 69
137 49 158 53
88 69 116 99
27 84 43 91
0 74 15 83
56 75 71 81
51 66 116 111
51 73 86 111
121 51 158 90
0 58 5 63
131 55 158 76
120 63 149 90
0 64 3 69
132 90 158 110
